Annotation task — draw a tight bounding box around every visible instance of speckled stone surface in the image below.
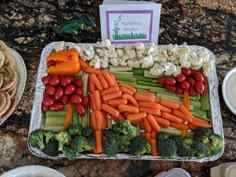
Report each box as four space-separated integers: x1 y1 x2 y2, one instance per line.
0 0 236 177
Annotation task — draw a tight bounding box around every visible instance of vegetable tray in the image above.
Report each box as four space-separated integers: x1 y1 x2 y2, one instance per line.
28 42 224 162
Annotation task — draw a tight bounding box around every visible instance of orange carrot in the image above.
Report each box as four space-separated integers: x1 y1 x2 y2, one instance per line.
90 111 97 130
181 129 187 139
143 118 152 132
94 90 102 110
90 93 96 111
103 91 122 101
134 92 154 102
154 98 160 103
89 75 96 93
119 82 136 93
110 73 118 87
79 59 89 69
150 138 158 156
170 122 189 130
144 132 151 142
172 109 193 123
192 121 212 128
118 104 139 114
140 121 145 130
117 114 126 121
90 73 103 91
188 123 197 130
85 66 101 75
102 71 115 86
108 99 127 106
63 103 73 130
139 102 160 109
101 85 119 96
101 104 120 117
95 110 103 130
160 105 172 113
184 91 190 111
122 94 139 107
123 112 131 117
94 130 103 153
159 100 180 109
139 107 161 116
179 105 194 119
162 112 182 123
151 131 156 139
192 116 210 125
120 86 134 95
130 119 141 125
111 116 119 123
102 111 108 129
147 114 160 132
127 112 147 121
98 74 109 89
153 116 170 128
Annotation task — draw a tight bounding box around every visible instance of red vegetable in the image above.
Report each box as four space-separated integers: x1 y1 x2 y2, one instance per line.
61 95 69 105
176 74 185 82
60 76 73 87
42 97 54 106
45 85 55 95
157 77 166 85
165 78 176 86
49 102 64 111
54 87 64 101
165 85 176 92
182 67 191 76
74 78 82 87
48 75 60 86
64 85 75 95
76 103 85 116
193 72 204 82
42 76 50 85
82 96 90 107
70 94 82 104
195 81 205 94
181 81 190 91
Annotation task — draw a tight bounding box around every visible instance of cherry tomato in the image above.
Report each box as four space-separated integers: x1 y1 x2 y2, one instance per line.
187 77 195 86
165 85 176 92
176 86 183 94
43 92 50 98
82 96 90 107
42 104 49 111
60 76 73 87
193 72 204 82
176 74 185 82
45 85 55 95
182 67 191 76
42 76 50 85
47 60 56 68
165 77 176 86
189 87 197 96
76 103 85 116
74 78 82 87
74 87 83 96
61 95 69 105
42 97 54 106
48 75 60 86
64 85 75 95
157 77 166 85
49 103 64 111
70 94 82 104
203 76 209 85
181 81 190 91
195 81 205 94
54 87 64 101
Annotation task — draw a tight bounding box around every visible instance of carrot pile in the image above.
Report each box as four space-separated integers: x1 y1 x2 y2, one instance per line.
81 62 212 156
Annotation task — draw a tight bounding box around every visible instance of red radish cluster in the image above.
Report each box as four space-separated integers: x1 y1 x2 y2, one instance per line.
157 67 208 96
41 75 89 116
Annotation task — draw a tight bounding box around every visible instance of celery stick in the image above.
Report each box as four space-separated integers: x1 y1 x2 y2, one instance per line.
135 84 150 90
144 70 158 78
117 80 137 87
137 88 150 92
72 105 79 125
46 111 67 117
137 81 160 87
132 68 144 75
111 71 133 78
82 73 89 96
136 125 141 136
189 100 202 108
133 75 153 82
149 86 167 93
190 109 209 120
200 94 210 111
44 126 63 131
78 115 83 125
109 66 132 72
160 128 193 137
45 117 65 127
108 118 112 128
156 93 182 104
115 76 137 83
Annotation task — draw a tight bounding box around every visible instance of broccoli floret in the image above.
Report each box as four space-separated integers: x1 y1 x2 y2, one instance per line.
67 124 82 137
42 140 59 156
104 129 119 139
171 136 182 145
55 131 71 151
84 136 96 151
182 137 193 146
158 139 177 158
177 143 196 157
112 120 136 137
103 136 119 157
193 141 207 159
157 132 172 141
117 135 132 152
70 136 88 152
194 128 212 144
44 130 55 145
29 129 45 150
206 133 224 156
62 146 79 160
81 127 94 137
129 136 151 156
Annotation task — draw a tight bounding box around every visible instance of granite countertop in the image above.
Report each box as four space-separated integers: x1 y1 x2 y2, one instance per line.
0 0 236 177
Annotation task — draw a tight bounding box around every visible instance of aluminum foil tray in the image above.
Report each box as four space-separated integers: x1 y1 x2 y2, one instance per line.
28 42 224 162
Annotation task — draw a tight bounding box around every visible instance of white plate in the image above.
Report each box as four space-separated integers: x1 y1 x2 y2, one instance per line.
0 48 27 125
222 67 236 115
0 165 65 177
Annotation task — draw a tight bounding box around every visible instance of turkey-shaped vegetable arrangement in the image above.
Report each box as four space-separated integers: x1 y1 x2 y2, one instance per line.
29 40 224 161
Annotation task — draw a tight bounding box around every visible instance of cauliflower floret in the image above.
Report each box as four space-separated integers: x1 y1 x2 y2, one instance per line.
107 46 117 58
119 55 129 66
149 63 165 77
68 44 83 56
153 55 167 62
82 45 95 60
147 43 158 56
116 48 125 58
125 48 136 59
190 51 203 67
173 65 181 77
168 55 179 65
193 47 209 63
166 44 178 56
96 48 108 57
178 48 191 68
127 59 140 68
135 42 145 50
202 61 213 76
100 57 109 69
89 55 100 69
54 41 65 52
110 57 119 66
158 47 168 57
141 55 154 68
160 62 177 76
99 39 111 49
135 42 146 58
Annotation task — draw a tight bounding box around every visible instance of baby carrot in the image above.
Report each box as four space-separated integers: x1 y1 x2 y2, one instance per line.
147 114 160 132
119 82 136 93
79 59 89 69
102 111 108 129
172 109 193 123
89 75 96 93
101 85 119 96
179 105 194 119
159 105 172 113
162 112 182 123
192 116 210 125
192 121 212 128
94 130 103 154
153 116 170 128
150 138 158 156
184 90 190 111
127 112 147 121
118 104 139 114
159 100 180 110
90 93 96 110
90 111 97 130
102 104 120 118
63 103 73 130
140 120 145 130
98 74 109 89
120 86 134 95
86 66 101 75
134 92 154 102
139 107 161 116
144 132 151 142
143 118 152 132
170 122 189 130
90 73 103 91
130 119 141 125
181 129 187 139
111 116 119 123
94 90 102 110
188 123 198 130
103 91 122 101
95 110 103 130
117 114 125 121
102 71 115 86
108 99 128 106
122 94 139 107
139 102 160 109
154 98 160 103
151 131 156 139
123 112 131 117
110 73 118 87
